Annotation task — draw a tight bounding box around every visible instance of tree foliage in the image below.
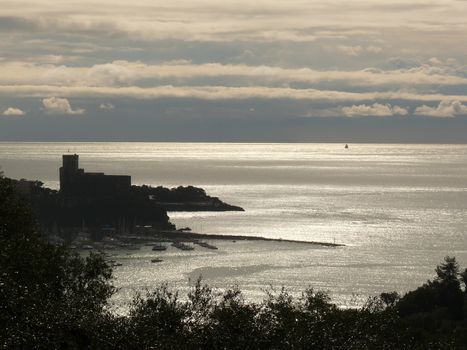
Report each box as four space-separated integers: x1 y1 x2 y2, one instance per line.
0 175 115 349
436 256 460 285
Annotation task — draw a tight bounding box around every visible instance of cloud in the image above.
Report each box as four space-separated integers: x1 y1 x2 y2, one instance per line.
428 57 443 66
99 103 115 110
337 45 363 56
1 60 467 90
336 45 383 56
42 97 84 115
3 84 466 105
86 63 135 85
383 57 421 70
342 103 408 117
414 100 467 118
1 1 465 44
366 46 383 54
2 107 25 116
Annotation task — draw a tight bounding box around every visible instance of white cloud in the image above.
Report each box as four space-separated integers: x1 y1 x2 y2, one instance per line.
99 103 115 110
428 57 443 66
366 46 383 54
337 45 363 56
414 100 467 118
1 85 467 104
1 61 467 90
2 107 25 116
1 1 465 44
86 63 135 85
42 97 84 115
392 105 409 116
335 45 382 56
342 103 408 117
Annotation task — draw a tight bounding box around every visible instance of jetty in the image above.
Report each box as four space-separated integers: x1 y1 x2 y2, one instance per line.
115 231 345 247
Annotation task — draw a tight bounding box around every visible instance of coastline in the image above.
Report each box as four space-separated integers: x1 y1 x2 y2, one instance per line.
118 230 345 247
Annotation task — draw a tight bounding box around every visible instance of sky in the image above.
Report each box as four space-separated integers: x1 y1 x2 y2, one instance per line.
0 0 467 142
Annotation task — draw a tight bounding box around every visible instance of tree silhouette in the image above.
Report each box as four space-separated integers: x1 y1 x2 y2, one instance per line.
436 256 460 285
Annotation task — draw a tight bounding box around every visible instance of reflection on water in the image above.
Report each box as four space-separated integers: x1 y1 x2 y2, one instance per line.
1 142 467 307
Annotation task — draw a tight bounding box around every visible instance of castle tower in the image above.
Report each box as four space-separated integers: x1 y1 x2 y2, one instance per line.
59 154 79 193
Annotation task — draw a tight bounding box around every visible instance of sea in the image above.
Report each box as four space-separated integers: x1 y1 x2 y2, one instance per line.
1 142 467 308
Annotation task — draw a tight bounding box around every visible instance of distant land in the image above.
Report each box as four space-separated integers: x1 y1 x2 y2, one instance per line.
10 154 243 241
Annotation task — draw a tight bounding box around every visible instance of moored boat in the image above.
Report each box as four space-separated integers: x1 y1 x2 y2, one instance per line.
152 243 167 251
196 241 218 250
172 242 194 251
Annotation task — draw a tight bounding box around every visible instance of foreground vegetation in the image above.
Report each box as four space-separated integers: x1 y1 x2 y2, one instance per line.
1 175 467 349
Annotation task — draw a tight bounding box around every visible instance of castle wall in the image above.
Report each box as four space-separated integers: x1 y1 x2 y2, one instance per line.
59 154 131 197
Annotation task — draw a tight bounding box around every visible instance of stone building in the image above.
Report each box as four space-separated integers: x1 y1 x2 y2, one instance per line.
59 154 131 197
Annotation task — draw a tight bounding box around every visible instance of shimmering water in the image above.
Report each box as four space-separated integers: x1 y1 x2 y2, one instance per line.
1 142 467 307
